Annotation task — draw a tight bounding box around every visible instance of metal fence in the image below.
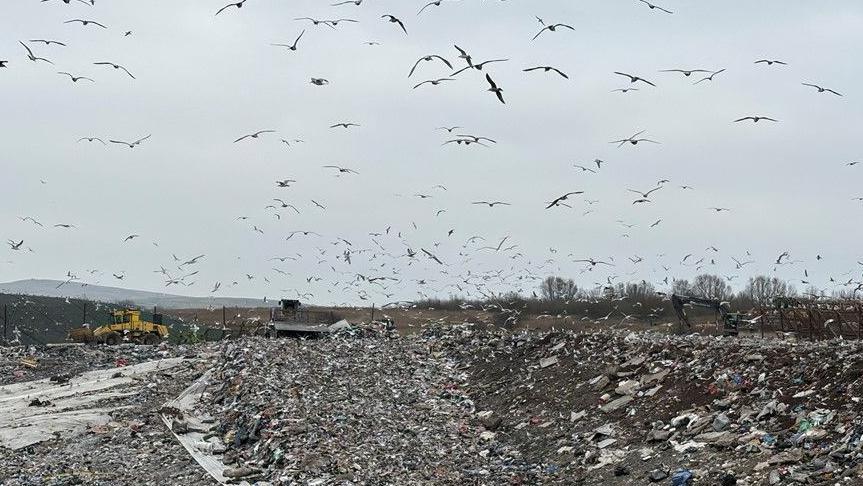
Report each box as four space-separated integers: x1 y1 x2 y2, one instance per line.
753 297 863 340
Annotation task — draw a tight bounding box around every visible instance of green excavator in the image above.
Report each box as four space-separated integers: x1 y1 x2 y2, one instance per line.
671 294 746 336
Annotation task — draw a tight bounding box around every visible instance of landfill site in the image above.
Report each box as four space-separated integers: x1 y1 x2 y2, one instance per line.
1 314 862 486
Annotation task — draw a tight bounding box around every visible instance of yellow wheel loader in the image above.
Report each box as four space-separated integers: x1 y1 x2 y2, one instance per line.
69 309 169 345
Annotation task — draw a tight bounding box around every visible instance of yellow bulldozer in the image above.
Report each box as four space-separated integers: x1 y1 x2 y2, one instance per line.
69 309 169 345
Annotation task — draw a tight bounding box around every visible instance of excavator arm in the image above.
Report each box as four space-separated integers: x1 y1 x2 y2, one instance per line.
671 294 731 331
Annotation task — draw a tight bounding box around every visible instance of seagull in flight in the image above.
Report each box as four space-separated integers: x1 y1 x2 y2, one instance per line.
454 44 473 67
414 78 455 89
574 258 613 267
638 1 673 14
472 201 510 207
421 248 444 264
271 30 304 51
57 72 94 83
451 59 508 76
734 116 778 123
330 122 360 129
381 15 408 34
660 68 710 77
295 18 336 28
7 240 24 251
443 138 488 147
234 130 275 143
614 72 656 86
418 0 448 15
326 19 358 27
532 23 575 40
64 19 107 28
29 39 66 47
755 59 787 66
20 41 53 64
546 191 583 209
216 0 246 16
479 236 511 252
456 135 496 144
523 66 569 79
610 130 660 147
408 55 452 77
694 69 726 84
485 74 505 104
627 186 662 199
93 62 135 79
323 165 359 174
286 230 322 240
109 134 151 148
802 83 842 96
269 199 300 214
78 137 106 144
20 217 43 227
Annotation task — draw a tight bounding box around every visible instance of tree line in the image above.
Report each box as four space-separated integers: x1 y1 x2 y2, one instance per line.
414 274 806 325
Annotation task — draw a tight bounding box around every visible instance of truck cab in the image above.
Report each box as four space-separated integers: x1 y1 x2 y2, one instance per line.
111 309 139 324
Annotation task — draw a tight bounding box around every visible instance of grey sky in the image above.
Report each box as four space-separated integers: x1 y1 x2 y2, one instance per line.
2 0 862 304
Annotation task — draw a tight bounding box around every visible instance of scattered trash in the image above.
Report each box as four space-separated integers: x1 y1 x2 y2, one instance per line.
671 468 693 485
19 358 38 369
1 324 862 485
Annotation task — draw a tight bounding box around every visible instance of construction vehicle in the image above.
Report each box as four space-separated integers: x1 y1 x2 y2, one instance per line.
255 299 341 337
671 294 745 336
68 308 169 345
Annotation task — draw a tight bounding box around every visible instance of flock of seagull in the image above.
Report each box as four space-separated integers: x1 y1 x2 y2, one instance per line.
3 0 862 313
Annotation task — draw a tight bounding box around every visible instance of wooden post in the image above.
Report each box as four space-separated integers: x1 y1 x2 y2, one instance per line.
370 304 375 323
2 304 6 345
222 306 226 328
83 302 87 325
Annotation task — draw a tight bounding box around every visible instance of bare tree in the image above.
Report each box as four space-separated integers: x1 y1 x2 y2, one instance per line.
624 281 655 300
540 276 578 301
743 275 795 306
690 274 732 300
672 279 691 295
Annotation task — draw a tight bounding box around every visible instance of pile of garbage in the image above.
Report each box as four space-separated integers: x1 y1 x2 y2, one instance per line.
197 327 863 485
0 343 216 486
0 342 190 385
2 325 861 485
195 335 534 484
437 326 863 484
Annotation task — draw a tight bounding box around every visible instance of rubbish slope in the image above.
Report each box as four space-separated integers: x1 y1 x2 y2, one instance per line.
190 327 863 484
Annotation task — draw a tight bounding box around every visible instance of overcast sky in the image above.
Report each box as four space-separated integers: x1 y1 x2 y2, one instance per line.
1 0 862 305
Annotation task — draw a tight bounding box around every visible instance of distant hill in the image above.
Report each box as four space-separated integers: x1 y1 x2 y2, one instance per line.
0 279 270 310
